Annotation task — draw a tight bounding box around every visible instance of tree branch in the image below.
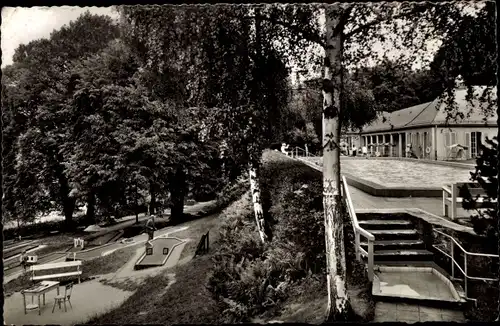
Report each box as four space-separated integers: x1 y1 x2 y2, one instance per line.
344 4 428 40
333 5 354 36
246 14 325 48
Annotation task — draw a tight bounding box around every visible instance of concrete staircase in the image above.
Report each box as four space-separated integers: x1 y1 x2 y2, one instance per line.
357 215 434 263
357 213 465 313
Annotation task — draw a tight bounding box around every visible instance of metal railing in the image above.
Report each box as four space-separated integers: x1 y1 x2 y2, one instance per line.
432 228 499 301
342 175 375 281
289 146 320 159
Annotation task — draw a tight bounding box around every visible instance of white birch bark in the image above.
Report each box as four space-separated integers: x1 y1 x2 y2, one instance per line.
322 5 350 320
248 164 267 243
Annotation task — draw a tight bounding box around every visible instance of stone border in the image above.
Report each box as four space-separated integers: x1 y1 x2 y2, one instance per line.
343 173 442 197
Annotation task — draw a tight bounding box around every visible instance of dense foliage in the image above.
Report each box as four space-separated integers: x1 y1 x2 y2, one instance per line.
461 136 498 251
208 152 326 322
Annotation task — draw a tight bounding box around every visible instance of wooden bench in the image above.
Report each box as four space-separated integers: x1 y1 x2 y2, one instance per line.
30 261 82 284
442 182 497 220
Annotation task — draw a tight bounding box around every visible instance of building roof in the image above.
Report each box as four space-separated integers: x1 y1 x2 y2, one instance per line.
358 86 497 134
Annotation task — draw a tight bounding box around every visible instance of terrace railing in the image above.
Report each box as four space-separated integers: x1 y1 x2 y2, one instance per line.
432 228 499 302
290 146 320 159
342 175 375 281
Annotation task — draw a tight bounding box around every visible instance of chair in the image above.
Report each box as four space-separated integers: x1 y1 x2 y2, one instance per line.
52 283 73 313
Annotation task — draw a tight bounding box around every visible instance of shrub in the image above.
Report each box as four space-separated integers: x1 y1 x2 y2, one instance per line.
460 136 498 252
215 175 249 210
208 152 329 322
458 137 498 320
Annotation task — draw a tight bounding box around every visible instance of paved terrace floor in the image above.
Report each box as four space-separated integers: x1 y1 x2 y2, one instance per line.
373 302 465 323
349 186 443 215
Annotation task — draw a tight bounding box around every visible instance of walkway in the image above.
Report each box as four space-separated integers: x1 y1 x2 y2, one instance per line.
373 302 465 323
3 279 133 326
349 185 443 216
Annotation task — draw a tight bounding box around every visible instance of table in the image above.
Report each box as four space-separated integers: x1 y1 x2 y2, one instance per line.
22 281 60 315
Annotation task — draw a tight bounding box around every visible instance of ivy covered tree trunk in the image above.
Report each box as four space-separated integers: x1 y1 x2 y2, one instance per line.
248 163 267 243
135 184 139 224
149 182 156 215
56 167 76 228
86 191 96 225
170 166 186 223
322 5 350 321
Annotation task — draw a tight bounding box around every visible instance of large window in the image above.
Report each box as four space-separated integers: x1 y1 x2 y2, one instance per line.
471 131 483 158
444 131 457 158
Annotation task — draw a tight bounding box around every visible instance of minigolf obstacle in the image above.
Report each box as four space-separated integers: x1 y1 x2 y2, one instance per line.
194 231 209 257
134 237 184 270
74 238 85 249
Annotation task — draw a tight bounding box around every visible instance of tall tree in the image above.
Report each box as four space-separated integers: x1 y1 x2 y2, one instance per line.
3 12 120 227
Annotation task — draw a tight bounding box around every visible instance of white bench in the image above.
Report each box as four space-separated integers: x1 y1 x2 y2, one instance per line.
30 261 82 284
442 182 496 220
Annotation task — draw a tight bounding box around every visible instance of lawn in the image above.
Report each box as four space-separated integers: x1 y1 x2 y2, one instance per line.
174 213 221 261
88 254 221 324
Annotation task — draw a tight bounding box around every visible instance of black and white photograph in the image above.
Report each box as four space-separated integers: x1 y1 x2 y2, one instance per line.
1 2 498 324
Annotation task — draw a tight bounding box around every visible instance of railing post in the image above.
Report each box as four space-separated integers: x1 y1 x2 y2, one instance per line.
355 232 360 261
368 240 374 281
450 241 454 278
451 184 457 220
464 252 468 297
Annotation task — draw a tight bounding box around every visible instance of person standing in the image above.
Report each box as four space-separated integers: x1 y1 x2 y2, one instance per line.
19 250 27 272
145 216 156 240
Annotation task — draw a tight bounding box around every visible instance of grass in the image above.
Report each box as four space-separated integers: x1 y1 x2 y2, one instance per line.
88 242 222 325
81 247 136 279
260 276 327 324
174 214 220 261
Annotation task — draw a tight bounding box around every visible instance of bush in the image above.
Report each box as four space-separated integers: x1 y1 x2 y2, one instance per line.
459 136 498 320
215 175 249 210
207 151 330 322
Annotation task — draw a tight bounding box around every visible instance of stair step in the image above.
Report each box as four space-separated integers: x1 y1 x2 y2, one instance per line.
374 249 433 256
360 239 424 250
359 219 413 230
369 229 417 235
368 229 420 240
374 249 433 261
359 220 411 225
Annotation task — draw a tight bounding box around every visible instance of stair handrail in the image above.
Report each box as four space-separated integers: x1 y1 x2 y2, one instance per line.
432 228 499 300
342 175 375 281
290 146 318 158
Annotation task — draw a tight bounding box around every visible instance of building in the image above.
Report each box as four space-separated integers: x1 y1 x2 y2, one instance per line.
345 86 497 160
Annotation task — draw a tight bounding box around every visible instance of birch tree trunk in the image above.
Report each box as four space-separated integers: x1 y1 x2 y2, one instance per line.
248 163 267 243
322 5 350 321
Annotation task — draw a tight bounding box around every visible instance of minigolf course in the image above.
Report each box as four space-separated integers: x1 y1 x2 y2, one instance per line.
134 236 186 270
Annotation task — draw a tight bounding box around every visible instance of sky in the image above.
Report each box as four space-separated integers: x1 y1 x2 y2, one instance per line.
1 6 119 67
